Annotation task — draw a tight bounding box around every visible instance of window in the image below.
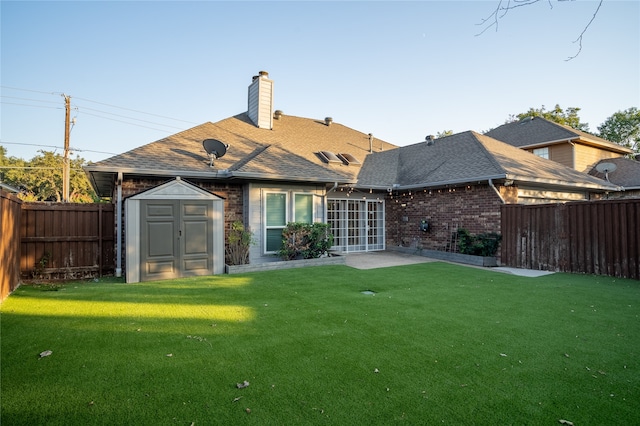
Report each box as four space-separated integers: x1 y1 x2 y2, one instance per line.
265 192 287 252
294 193 313 223
533 147 549 159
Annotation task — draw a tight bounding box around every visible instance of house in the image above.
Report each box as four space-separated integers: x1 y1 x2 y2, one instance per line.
84 72 620 282
485 116 633 172
356 131 619 252
85 71 396 281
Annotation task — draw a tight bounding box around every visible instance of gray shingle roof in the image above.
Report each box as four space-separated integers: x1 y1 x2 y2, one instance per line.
589 157 640 189
356 131 617 191
485 116 632 154
85 113 396 196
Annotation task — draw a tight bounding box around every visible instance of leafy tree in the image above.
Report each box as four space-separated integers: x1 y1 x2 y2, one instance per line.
509 104 589 132
436 130 453 138
0 148 97 202
597 107 640 154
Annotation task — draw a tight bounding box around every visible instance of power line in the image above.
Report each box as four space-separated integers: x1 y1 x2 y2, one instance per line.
0 85 61 96
77 110 180 132
74 104 185 130
2 85 197 125
0 95 60 104
0 101 62 110
73 95 198 124
0 141 117 156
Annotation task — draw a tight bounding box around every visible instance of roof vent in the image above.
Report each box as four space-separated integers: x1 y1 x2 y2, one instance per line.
426 135 435 146
274 110 283 120
325 117 333 126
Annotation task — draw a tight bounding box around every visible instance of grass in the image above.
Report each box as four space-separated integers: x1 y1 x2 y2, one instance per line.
1 262 639 425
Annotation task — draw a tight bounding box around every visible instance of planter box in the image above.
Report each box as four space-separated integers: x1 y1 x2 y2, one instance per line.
225 254 345 274
388 246 498 267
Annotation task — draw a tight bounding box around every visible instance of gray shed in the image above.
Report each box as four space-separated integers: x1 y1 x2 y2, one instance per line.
125 177 224 283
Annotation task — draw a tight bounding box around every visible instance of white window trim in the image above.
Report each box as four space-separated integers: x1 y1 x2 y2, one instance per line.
533 147 549 160
264 191 288 254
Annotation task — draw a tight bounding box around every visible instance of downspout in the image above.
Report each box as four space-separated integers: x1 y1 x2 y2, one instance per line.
115 172 123 278
324 182 338 223
488 179 506 204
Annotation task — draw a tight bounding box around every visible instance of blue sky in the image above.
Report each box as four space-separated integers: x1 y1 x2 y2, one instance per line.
1 1 638 163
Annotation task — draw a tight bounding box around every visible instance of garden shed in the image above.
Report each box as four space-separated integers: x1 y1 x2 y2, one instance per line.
124 177 225 283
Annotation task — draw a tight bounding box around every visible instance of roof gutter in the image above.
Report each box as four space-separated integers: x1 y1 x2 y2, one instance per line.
505 174 621 191
359 174 508 192
84 165 354 184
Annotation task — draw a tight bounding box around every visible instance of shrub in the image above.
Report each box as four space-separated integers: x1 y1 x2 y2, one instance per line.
278 222 334 260
456 228 501 257
225 221 254 265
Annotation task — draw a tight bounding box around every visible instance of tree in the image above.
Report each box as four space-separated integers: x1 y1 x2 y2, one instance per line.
478 0 603 60
597 107 640 154
436 130 453 138
510 104 589 132
0 148 97 202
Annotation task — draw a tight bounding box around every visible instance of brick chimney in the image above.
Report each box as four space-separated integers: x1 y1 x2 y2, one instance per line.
247 71 273 129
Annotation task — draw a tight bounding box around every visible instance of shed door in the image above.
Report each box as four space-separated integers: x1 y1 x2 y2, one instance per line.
140 200 214 281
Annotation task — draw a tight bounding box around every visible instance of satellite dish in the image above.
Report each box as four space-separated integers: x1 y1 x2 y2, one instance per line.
595 162 617 182
596 162 617 174
203 139 228 167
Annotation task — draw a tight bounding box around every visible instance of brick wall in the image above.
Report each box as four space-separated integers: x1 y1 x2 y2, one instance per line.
386 184 502 253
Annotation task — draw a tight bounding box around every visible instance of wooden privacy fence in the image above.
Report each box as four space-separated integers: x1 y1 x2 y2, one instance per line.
501 199 640 280
20 203 115 280
1 190 22 301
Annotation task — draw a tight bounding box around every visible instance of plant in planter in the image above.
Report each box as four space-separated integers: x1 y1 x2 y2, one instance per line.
456 228 502 257
278 222 334 260
225 221 255 265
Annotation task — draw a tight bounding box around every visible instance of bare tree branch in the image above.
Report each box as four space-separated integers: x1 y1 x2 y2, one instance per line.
477 0 603 61
565 0 603 61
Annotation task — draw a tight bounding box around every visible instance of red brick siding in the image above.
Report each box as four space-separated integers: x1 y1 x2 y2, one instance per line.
386 185 502 253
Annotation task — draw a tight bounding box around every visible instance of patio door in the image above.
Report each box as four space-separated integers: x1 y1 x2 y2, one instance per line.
327 199 384 252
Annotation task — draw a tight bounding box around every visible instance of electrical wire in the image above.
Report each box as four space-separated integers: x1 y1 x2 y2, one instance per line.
76 110 181 133
0 95 60 104
0 141 117 156
73 104 185 130
72 95 198 124
0 85 61 96
0 101 62 110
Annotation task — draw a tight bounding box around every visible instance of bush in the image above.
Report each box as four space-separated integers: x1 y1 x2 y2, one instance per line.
456 228 501 257
225 221 254 265
278 222 334 260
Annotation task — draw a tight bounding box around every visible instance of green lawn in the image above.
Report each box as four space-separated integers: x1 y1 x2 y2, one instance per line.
1 263 639 425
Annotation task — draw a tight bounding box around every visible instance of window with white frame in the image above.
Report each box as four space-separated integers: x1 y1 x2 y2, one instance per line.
265 192 287 252
294 193 313 224
533 147 549 159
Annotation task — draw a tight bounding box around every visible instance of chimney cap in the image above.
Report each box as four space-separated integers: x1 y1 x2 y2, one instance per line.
258 70 269 77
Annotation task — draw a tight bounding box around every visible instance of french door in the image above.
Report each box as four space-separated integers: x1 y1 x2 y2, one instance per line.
327 199 384 252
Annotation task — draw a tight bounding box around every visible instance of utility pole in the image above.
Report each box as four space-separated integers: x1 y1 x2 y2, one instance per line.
63 94 71 202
